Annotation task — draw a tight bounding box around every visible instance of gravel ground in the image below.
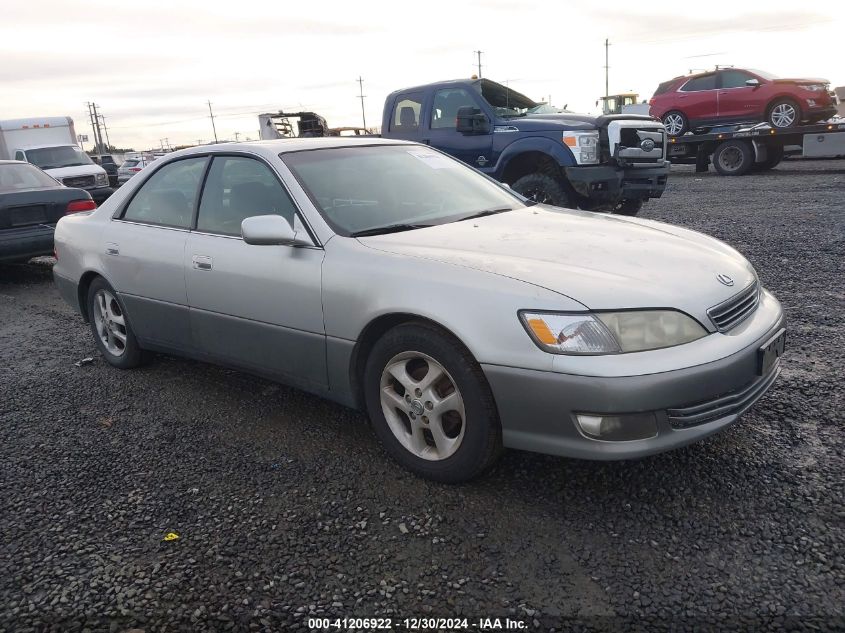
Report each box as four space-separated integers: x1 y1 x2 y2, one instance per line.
1 160 843 632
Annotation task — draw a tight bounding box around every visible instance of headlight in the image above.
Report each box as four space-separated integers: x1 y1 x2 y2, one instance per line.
563 131 600 165
520 310 707 355
95 172 108 185
801 84 826 92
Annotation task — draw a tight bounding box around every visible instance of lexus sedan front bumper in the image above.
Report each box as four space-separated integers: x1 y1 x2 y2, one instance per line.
484 292 785 460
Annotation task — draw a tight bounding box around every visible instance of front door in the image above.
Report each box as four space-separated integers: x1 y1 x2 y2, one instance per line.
426 87 494 172
184 154 327 389
104 155 208 350
717 69 766 122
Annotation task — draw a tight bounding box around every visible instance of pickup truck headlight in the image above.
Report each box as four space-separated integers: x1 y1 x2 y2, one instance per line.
95 172 108 186
562 131 600 165
520 310 706 354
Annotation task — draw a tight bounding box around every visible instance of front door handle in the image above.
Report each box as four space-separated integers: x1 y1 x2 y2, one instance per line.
192 255 213 270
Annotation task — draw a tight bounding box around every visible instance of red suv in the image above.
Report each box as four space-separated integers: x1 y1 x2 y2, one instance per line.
649 68 837 136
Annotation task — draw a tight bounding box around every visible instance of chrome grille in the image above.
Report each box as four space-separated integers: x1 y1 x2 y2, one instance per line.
62 175 95 189
708 281 760 332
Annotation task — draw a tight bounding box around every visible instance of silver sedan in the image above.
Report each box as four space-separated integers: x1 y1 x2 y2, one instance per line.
53 138 786 482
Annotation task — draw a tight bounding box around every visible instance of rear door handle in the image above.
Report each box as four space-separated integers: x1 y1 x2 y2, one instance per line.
192 255 213 270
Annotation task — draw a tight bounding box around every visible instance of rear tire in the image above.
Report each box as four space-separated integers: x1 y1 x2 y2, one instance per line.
612 199 643 216
752 146 784 171
662 111 689 137
363 322 502 483
767 99 800 129
87 277 145 369
712 140 754 176
511 173 570 208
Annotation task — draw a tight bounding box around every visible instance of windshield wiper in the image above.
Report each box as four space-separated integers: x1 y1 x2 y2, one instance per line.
350 223 430 237
457 207 513 221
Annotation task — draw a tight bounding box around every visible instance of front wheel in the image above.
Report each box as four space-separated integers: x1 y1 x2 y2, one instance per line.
768 99 800 129
87 277 145 369
363 322 502 483
511 173 571 208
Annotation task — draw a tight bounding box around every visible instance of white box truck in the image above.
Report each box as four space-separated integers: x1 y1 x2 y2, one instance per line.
0 116 113 203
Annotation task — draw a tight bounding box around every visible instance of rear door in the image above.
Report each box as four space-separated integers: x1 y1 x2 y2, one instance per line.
104 155 208 351
717 69 766 121
184 154 327 389
675 73 718 125
427 86 494 172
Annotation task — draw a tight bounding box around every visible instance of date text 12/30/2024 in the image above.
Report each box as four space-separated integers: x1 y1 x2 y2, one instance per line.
308 617 528 630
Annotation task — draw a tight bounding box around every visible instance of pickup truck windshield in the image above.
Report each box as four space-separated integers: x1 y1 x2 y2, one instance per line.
282 145 525 236
479 80 538 118
25 146 94 170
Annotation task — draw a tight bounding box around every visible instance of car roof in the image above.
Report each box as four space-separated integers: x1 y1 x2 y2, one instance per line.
162 137 418 161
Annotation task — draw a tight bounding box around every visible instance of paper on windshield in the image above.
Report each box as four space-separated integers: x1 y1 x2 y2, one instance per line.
406 149 456 169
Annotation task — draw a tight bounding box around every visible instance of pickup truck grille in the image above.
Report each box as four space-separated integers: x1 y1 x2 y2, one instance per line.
708 281 760 332
607 121 666 164
62 175 95 189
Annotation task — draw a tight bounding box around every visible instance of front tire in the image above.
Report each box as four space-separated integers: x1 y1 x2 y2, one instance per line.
767 99 800 129
511 173 570 208
363 322 502 483
87 277 145 369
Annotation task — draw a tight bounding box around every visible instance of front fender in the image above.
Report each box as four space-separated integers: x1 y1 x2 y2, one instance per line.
492 136 577 179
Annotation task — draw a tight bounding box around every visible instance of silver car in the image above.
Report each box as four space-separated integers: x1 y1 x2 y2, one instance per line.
53 138 786 482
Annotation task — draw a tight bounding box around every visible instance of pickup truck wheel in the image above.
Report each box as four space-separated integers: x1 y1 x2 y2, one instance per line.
511 173 570 208
364 322 502 483
768 99 800 129
612 199 643 216
712 140 754 176
662 111 688 136
752 146 784 171
87 277 146 369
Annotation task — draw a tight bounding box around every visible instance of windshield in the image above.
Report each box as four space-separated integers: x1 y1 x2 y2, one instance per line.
478 79 538 118
25 146 94 170
0 163 60 192
282 145 526 236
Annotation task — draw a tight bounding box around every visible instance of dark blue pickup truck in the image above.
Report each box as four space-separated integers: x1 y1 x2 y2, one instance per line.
382 78 670 215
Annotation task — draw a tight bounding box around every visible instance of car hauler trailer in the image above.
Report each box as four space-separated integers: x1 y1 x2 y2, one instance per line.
667 120 845 176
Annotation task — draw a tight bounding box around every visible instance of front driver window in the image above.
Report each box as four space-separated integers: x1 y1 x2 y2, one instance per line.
431 88 478 129
721 70 754 89
122 157 207 228
196 156 298 237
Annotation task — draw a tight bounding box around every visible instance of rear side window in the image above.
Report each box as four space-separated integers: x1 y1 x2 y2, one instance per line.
680 74 716 92
197 156 298 236
391 93 424 131
122 157 207 228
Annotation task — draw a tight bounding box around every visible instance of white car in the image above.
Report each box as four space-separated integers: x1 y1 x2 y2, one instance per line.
117 157 155 185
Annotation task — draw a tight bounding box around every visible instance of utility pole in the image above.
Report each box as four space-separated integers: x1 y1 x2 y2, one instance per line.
604 38 610 98
473 50 483 78
356 77 367 130
98 114 111 152
234 131 240 142
207 100 218 143
91 103 105 154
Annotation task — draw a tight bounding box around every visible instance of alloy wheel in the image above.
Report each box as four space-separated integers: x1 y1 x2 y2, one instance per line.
663 113 685 136
379 351 466 461
92 289 127 356
770 103 796 128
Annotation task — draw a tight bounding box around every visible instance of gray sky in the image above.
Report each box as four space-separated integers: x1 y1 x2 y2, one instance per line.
2 0 840 150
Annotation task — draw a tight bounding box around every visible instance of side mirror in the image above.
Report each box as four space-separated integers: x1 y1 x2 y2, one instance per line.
241 215 310 246
745 78 761 88
456 106 490 135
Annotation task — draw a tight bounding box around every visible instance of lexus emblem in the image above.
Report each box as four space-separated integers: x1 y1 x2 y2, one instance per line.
716 274 734 287
639 138 656 152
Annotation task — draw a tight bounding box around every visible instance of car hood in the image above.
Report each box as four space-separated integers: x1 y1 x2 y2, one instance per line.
773 77 829 85
45 164 105 179
357 206 756 322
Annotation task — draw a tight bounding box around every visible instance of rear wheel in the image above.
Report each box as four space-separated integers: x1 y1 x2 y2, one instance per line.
363 322 502 483
612 199 643 216
87 277 145 369
662 111 688 137
511 173 570 208
767 99 800 129
752 146 784 171
712 140 754 176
